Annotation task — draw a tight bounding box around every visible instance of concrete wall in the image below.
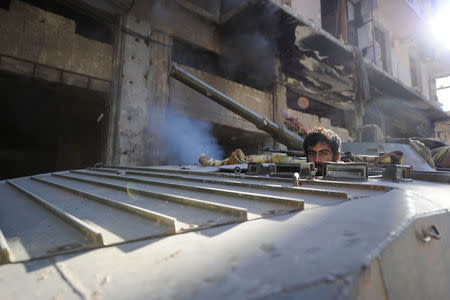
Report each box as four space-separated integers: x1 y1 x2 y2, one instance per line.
388 39 433 101
287 108 353 141
291 0 321 27
129 0 220 54
372 0 436 101
184 0 221 16
389 38 412 88
0 0 112 81
169 64 273 133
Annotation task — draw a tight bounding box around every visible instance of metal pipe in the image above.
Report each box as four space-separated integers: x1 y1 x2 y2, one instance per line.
170 65 304 150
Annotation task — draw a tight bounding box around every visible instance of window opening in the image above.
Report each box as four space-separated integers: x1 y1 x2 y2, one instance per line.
436 75 450 111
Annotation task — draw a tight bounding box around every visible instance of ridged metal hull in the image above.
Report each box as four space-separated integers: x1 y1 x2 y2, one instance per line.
1 163 450 299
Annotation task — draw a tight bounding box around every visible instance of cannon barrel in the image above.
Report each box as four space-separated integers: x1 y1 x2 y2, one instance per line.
170 65 304 150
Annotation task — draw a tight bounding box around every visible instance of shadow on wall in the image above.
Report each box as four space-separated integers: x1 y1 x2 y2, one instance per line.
145 106 223 165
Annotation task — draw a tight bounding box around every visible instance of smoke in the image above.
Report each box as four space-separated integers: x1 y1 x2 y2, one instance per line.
221 32 276 87
220 3 280 89
366 97 434 138
148 0 278 89
145 106 223 165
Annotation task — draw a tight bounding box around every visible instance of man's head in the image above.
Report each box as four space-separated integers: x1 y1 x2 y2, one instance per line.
303 127 341 171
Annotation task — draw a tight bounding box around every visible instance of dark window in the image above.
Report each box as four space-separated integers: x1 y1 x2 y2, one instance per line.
321 0 339 38
0 72 107 180
321 0 354 43
172 38 274 91
346 0 360 47
172 39 223 77
435 76 450 110
0 0 11 9
347 0 372 48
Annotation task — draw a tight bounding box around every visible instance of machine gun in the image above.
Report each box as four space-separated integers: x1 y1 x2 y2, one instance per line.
170 65 304 151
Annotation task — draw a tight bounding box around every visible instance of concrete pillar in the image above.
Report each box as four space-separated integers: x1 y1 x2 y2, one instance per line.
345 109 363 141
107 15 172 166
145 31 172 165
273 83 288 150
106 18 125 166
273 58 288 150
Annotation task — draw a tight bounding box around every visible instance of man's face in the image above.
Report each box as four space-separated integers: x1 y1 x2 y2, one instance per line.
306 142 338 174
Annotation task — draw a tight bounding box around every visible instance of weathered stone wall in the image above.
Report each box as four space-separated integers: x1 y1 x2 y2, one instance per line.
169 64 273 134
0 0 112 91
435 119 450 145
183 0 221 16
287 108 353 141
129 0 220 53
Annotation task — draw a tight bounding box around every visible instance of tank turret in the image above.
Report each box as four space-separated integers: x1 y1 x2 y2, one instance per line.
170 65 304 150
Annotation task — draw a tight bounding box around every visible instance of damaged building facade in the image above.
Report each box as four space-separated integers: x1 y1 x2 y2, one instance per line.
1 0 449 179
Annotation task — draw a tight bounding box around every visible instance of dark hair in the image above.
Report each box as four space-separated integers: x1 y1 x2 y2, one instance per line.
303 127 342 160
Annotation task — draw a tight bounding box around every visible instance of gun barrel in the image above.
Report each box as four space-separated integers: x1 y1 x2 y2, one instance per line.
263 148 305 157
170 65 304 150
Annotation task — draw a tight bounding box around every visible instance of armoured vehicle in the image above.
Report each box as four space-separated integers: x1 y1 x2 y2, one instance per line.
1 66 450 300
